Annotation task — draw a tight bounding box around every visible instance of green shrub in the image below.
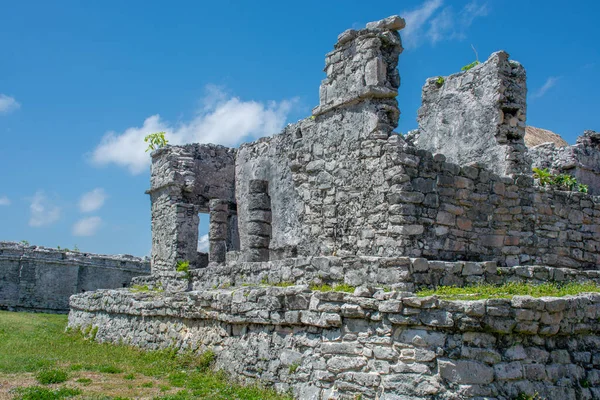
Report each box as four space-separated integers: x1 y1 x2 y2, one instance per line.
176 260 191 280
36 369 69 384
436 76 445 85
533 168 589 193
176 260 190 272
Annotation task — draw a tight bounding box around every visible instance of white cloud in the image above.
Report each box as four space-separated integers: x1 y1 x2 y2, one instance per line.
73 216 102 236
402 0 489 48
531 76 560 99
29 191 61 227
403 0 444 48
90 86 296 175
198 234 209 253
0 196 10 206
0 94 20 115
79 188 107 213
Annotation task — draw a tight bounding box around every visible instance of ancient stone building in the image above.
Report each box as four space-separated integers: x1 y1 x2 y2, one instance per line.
69 16 600 400
0 242 149 312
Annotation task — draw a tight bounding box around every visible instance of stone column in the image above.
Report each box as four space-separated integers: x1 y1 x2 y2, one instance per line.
246 180 271 262
209 199 229 264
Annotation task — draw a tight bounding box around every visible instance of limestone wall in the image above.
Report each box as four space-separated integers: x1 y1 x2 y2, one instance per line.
530 130 600 195
184 257 600 293
234 123 600 268
148 144 236 273
410 51 529 177
147 17 600 273
0 242 149 312
231 26 600 268
69 287 600 399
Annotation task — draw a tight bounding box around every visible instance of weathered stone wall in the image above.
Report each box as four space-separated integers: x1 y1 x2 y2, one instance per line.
231 27 600 269
69 287 600 399
148 144 237 273
409 51 529 177
530 130 600 195
235 124 600 268
145 18 600 273
0 242 149 313
186 257 600 293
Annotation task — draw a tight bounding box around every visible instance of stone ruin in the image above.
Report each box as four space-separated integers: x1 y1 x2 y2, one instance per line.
68 16 600 400
0 242 149 313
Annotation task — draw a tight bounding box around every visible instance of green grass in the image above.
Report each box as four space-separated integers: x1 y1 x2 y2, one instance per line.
129 284 163 293
417 281 600 300
36 369 69 384
12 386 81 400
272 282 296 288
0 311 291 399
97 365 123 374
310 283 356 293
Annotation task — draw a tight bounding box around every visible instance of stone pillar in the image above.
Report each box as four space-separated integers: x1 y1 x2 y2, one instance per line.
209 199 228 264
246 180 271 262
312 15 405 139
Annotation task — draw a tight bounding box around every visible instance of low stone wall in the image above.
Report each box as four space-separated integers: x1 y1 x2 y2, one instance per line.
69 287 600 399
0 242 150 313
185 256 600 292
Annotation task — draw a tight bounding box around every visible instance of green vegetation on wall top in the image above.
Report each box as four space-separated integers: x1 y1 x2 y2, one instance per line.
533 167 588 193
144 131 168 152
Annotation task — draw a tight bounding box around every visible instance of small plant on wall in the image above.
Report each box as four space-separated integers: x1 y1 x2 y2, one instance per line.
144 131 168 152
176 260 191 280
532 168 588 193
461 44 481 71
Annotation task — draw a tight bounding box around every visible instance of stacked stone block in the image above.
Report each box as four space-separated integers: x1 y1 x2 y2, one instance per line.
69 286 600 399
246 180 272 262
208 199 229 263
0 242 149 312
148 144 236 275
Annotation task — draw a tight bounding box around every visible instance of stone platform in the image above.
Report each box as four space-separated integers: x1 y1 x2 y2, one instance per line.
69 285 600 399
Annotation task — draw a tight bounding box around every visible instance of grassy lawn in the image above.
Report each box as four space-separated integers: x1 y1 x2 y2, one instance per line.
417 281 600 300
0 311 290 400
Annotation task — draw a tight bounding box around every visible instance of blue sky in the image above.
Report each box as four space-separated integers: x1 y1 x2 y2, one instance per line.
1 0 598 257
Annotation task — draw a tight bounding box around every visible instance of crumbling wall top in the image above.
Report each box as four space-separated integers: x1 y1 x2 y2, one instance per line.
313 15 405 117
411 51 529 176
